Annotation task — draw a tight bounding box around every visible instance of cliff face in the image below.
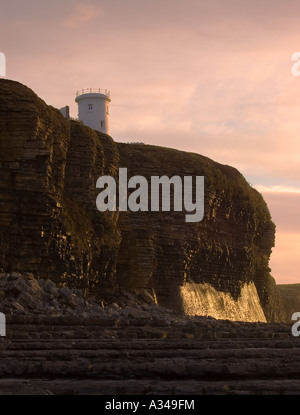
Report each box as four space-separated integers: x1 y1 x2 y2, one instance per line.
0 79 285 322
0 80 120 296
115 143 285 322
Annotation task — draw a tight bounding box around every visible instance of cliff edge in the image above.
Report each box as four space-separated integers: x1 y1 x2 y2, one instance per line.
0 79 286 322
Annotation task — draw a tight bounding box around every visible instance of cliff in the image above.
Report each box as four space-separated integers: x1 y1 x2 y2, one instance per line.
277 284 300 322
0 79 286 322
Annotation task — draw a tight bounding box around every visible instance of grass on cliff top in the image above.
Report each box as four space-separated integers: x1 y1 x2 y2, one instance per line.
277 284 300 296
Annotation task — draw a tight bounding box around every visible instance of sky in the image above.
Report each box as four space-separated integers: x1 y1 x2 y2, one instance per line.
0 0 300 284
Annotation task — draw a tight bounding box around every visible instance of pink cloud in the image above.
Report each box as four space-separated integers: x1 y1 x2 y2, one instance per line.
256 185 300 194
63 3 104 28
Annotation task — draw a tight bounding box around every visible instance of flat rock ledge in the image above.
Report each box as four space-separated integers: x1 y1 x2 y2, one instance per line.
0 273 298 395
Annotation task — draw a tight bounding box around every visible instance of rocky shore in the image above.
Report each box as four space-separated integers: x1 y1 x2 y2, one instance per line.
0 273 298 395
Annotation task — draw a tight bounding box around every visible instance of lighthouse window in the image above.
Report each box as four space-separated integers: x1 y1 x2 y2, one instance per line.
101 121 105 128
88 104 93 110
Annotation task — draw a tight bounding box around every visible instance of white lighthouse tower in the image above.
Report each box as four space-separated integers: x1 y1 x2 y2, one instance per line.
75 88 111 135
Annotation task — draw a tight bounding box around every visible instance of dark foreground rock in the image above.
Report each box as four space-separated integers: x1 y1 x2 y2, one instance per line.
0 314 297 395
0 274 298 395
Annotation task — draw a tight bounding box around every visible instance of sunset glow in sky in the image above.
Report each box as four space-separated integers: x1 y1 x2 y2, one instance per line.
1 0 300 284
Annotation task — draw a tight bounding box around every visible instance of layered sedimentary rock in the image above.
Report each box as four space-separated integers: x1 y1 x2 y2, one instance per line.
115 143 284 322
0 79 285 322
0 80 120 296
0 291 295 396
